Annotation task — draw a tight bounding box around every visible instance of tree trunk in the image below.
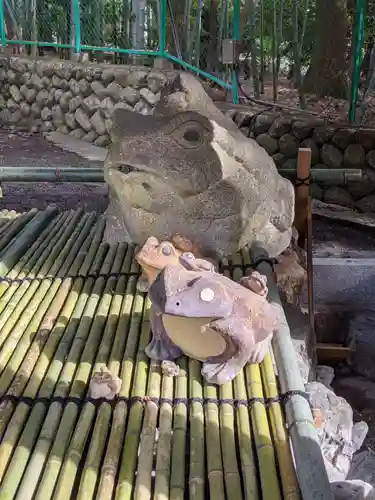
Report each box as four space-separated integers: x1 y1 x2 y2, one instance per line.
303 0 349 98
207 0 218 73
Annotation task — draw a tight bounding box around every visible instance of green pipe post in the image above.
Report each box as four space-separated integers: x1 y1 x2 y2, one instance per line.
0 0 6 48
159 0 166 54
72 0 81 54
349 0 366 122
232 0 240 104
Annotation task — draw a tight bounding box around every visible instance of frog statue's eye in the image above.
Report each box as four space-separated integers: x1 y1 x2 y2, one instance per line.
200 288 215 302
161 244 172 256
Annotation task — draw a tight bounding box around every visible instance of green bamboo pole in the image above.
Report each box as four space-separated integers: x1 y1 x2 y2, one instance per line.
95 277 139 500
115 295 151 500
261 353 301 500
0 211 78 338
0 208 39 256
0 222 106 484
154 363 174 499
0 213 94 354
203 381 225 498
245 363 282 500
189 358 205 500
134 358 161 499
169 356 188 500
0 205 58 275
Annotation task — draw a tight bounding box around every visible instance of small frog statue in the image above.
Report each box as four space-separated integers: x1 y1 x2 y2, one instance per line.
89 367 122 400
147 255 278 385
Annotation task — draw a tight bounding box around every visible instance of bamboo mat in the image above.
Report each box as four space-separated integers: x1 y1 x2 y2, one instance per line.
0 206 301 500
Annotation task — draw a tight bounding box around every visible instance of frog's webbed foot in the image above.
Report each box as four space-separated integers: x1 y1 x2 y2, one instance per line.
145 308 183 361
247 333 272 364
202 354 249 385
137 274 149 293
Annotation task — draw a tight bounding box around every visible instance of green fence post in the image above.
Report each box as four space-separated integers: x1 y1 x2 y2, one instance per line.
0 0 6 48
349 0 365 122
72 0 81 54
159 0 166 55
231 0 240 104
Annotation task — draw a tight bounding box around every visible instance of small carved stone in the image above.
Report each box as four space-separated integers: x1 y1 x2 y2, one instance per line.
89 367 122 400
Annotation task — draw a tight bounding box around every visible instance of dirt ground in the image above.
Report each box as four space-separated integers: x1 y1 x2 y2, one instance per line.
0 129 107 213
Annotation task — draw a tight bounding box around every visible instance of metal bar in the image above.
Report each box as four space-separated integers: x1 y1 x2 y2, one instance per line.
72 0 81 54
0 0 7 47
251 244 334 500
349 0 366 122
0 167 362 185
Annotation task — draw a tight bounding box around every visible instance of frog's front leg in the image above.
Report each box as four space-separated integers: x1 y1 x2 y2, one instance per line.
145 307 183 361
201 317 255 385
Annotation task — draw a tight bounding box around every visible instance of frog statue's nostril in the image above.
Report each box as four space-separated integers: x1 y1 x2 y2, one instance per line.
175 301 181 307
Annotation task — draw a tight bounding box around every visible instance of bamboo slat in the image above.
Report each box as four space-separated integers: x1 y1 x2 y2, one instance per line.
0 207 309 500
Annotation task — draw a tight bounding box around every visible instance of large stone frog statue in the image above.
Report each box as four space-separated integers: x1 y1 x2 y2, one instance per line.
103 73 295 259
136 239 277 385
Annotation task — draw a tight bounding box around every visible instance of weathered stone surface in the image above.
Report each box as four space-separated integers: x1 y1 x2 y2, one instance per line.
120 87 140 106
94 134 111 147
268 116 292 138
105 81 123 101
41 76 51 88
234 111 252 128
0 95 5 109
69 128 86 139
367 151 375 170
41 121 54 132
0 109 11 124
51 105 64 127
356 129 375 151
344 144 366 169
113 102 133 112
59 91 73 112
301 138 320 165
57 125 69 134
253 114 277 135
147 71 167 93
140 88 160 107
68 96 83 113
347 311 375 381
65 113 77 129
306 381 368 482
313 126 335 145
102 68 115 84
334 376 375 411
347 169 375 200
6 99 19 112
292 120 314 140
69 78 80 95
9 85 21 102
75 108 92 132
82 95 101 116
53 88 64 103
99 97 115 119
127 70 148 88
255 133 279 155
19 102 31 117
104 73 295 258
52 75 62 87
91 110 106 135
321 144 343 169
324 186 354 208
78 78 91 96
91 80 106 98
311 183 324 200
82 130 98 142
279 133 299 158
282 158 297 169
348 451 375 492
113 69 128 87
356 194 375 212
332 128 356 150
332 480 375 500
30 73 44 90
8 110 22 124
41 107 52 121
31 102 41 117
272 152 285 167
134 99 152 115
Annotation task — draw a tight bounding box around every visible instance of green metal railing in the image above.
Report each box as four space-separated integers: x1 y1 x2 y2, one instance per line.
0 0 240 100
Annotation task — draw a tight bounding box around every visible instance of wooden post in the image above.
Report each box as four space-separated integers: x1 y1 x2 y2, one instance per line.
294 147 311 248
294 147 317 374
